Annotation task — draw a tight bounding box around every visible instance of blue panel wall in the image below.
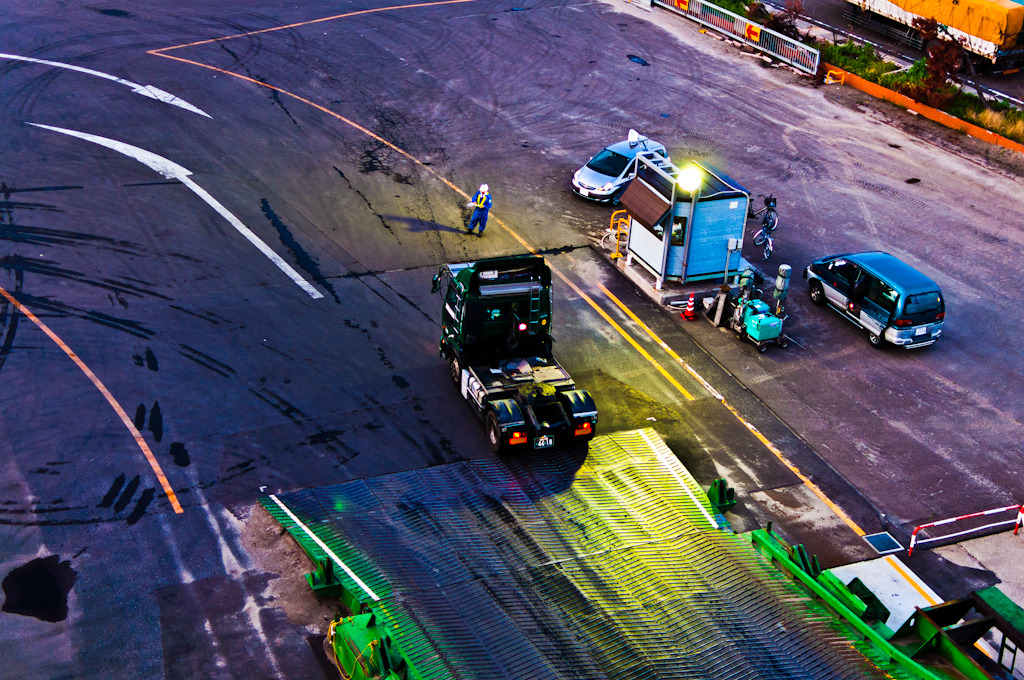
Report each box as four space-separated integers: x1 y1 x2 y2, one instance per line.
682 196 747 278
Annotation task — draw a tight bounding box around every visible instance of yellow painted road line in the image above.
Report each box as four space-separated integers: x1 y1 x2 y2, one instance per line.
0 286 184 514
597 282 868 537
598 284 723 397
885 555 938 605
555 272 695 401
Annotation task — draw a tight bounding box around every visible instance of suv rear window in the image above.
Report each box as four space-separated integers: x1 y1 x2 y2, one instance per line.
904 292 943 315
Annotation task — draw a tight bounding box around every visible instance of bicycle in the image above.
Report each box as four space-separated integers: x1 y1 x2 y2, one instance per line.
748 194 779 233
752 227 774 260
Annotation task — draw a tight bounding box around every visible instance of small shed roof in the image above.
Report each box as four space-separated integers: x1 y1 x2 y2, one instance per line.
689 162 749 200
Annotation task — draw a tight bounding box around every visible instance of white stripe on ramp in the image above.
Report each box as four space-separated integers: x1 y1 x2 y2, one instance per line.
29 123 324 299
0 53 211 117
269 494 380 601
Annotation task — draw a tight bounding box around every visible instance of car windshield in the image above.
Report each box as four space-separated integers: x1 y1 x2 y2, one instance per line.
904 292 943 314
586 149 631 177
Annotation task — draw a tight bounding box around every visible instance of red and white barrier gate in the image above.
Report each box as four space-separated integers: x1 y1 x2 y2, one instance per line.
908 504 1024 556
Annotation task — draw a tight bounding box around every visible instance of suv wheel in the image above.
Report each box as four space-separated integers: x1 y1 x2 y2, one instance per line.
868 332 884 349
809 281 825 306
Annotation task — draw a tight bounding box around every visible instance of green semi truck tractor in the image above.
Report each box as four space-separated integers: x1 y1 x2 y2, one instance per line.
431 255 597 453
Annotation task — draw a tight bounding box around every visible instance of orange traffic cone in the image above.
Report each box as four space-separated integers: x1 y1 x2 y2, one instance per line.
681 293 697 321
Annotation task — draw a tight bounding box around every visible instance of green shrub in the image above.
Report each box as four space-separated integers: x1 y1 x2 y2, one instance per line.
821 38 1023 142
820 42 900 82
878 59 928 90
713 0 749 16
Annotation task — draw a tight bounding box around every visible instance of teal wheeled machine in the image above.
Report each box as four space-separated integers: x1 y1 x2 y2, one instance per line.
702 267 791 352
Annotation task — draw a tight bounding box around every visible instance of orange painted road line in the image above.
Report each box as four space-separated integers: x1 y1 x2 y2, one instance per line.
0 286 183 514
149 0 479 55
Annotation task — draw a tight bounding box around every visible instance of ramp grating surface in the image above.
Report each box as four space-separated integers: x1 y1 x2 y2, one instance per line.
262 428 909 680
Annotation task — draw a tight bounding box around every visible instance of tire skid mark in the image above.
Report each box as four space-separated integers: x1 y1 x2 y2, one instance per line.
178 344 237 377
0 256 170 301
143 0 868 538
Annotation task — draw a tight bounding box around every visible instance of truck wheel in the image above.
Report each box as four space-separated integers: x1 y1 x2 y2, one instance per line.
449 356 461 385
485 411 505 454
809 281 825 306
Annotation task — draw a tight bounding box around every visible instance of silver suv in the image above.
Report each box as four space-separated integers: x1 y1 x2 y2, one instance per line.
571 131 669 204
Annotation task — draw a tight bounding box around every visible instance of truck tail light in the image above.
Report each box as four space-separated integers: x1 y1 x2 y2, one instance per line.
509 432 528 446
574 422 592 437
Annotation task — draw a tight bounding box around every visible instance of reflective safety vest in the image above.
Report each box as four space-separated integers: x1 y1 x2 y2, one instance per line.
475 192 489 208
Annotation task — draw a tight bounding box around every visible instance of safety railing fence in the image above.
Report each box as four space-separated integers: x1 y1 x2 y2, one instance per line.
652 0 820 75
908 504 1024 556
604 209 630 259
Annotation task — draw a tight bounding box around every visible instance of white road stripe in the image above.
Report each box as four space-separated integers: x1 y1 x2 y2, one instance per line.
269 494 380 602
29 123 324 299
0 53 211 117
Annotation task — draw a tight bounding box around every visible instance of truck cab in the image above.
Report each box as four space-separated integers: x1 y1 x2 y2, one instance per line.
432 256 597 452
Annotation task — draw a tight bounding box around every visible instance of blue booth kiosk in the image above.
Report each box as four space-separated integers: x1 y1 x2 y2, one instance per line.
620 159 750 289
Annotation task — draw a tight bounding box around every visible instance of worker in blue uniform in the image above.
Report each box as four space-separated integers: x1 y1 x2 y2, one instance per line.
465 184 492 236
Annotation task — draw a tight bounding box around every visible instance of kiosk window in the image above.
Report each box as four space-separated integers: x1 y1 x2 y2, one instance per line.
671 218 687 246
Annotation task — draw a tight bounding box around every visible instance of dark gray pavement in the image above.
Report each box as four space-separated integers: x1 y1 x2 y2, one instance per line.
0 1 1022 678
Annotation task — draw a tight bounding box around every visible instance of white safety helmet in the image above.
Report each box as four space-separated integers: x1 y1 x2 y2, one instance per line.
479 184 489 193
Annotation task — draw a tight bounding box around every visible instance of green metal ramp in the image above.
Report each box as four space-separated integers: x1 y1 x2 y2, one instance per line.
262 428 911 679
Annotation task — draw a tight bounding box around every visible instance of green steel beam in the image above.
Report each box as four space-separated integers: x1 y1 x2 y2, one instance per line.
749 528 947 680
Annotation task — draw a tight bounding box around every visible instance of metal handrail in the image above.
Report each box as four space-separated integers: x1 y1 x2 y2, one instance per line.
608 210 630 259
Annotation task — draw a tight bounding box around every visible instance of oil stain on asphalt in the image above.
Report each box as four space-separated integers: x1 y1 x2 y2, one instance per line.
260 199 339 303
2 555 76 622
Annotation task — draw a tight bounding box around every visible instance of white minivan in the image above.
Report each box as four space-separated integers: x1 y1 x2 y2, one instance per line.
804 251 945 349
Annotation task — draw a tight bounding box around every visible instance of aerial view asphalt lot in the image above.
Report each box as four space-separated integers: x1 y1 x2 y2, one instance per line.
1 0 1023 678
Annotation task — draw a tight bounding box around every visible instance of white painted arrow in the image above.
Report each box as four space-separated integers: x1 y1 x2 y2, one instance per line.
1 53 211 118
29 123 324 300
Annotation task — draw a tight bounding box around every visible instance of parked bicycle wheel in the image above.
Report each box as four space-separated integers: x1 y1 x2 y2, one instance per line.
763 209 779 232
762 239 773 261
753 229 767 247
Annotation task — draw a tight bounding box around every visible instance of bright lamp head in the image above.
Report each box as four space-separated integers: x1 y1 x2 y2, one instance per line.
678 165 702 193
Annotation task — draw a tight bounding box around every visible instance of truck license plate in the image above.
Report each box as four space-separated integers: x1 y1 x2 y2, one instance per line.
534 435 554 448
915 326 927 336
